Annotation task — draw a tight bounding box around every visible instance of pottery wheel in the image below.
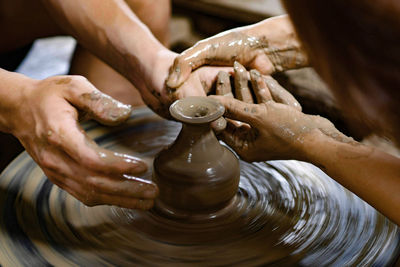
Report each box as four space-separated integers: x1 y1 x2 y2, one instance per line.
0 108 399 266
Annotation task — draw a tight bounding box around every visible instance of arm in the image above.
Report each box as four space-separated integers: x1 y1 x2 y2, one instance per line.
0 68 158 209
41 0 234 116
303 132 400 225
167 15 309 88
40 0 174 111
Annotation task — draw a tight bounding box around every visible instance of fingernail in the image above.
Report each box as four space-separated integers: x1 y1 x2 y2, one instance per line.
250 69 261 78
233 61 245 71
166 67 180 88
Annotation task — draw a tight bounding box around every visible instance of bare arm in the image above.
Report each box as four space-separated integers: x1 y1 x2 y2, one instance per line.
167 15 309 88
41 0 174 110
303 132 400 225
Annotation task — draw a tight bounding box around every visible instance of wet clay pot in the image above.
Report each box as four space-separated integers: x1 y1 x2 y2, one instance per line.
153 96 240 219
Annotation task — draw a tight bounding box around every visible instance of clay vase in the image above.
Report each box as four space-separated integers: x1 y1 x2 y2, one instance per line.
153 96 240 219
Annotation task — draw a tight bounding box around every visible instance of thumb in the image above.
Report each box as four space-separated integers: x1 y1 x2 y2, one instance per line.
209 96 261 126
64 78 132 126
166 39 216 88
166 55 194 89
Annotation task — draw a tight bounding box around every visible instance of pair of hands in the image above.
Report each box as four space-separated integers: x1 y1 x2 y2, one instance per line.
166 23 349 164
8 53 226 210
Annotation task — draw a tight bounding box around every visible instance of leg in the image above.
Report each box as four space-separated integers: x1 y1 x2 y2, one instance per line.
69 0 171 107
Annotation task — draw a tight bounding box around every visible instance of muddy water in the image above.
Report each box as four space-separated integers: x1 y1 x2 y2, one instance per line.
0 108 399 266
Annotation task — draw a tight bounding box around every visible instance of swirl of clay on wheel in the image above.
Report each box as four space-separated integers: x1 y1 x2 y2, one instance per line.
0 107 399 266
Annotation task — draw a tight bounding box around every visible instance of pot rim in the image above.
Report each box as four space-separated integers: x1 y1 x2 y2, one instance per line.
169 96 225 124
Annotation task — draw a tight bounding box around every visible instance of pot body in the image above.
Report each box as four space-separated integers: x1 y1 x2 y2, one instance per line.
153 123 240 216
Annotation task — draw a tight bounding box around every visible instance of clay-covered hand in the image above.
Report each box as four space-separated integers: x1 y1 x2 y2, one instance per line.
210 67 352 162
166 15 308 89
145 51 232 118
7 75 158 210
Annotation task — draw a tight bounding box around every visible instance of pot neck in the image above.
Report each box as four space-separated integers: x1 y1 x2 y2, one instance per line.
172 122 223 155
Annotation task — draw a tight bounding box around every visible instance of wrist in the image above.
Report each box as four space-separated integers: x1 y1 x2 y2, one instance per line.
245 15 309 70
0 69 34 134
245 15 292 39
298 129 361 169
144 49 177 95
291 129 338 166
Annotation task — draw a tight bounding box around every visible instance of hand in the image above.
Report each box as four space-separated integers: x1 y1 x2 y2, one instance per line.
210 64 352 162
7 74 158 210
166 15 308 88
142 50 232 118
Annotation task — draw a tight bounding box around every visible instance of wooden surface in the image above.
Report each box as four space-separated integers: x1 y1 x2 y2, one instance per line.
172 0 285 24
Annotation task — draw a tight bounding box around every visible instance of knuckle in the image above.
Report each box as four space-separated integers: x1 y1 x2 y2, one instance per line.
39 150 56 170
80 154 100 169
86 176 103 189
71 75 88 84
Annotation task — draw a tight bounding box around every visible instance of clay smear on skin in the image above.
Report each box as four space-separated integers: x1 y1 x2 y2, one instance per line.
80 90 131 125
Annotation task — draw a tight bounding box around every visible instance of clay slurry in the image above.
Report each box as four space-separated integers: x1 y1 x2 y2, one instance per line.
0 107 398 266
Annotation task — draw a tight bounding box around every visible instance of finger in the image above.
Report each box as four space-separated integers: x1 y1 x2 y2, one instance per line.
216 71 234 97
211 117 227 133
218 120 250 155
50 113 148 176
215 70 247 130
95 194 155 210
86 175 158 199
166 52 202 89
170 66 232 100
209 95 261 126
225 117 248 129
62 77 133 126
166 38 222 88
47 170 155 210
263 76 302 111
37 143 154 200
249 69 273 103
233 61 253 103
138 86 169 118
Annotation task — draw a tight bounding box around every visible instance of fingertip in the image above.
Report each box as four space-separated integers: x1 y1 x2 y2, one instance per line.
208 95 225 104
166 59 192 89
166 72 179 88
233 61 244 70
211 117 227 133
141 199 155 210
134 199 155 210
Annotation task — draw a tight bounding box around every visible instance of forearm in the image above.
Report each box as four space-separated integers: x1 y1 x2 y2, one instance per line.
41 0 169 91
303 131 400 225
0 69 32 133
